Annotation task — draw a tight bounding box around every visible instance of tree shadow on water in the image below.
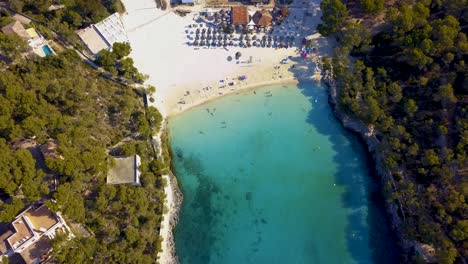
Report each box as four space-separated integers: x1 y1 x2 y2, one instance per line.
295 81 400 264
173 150 226 264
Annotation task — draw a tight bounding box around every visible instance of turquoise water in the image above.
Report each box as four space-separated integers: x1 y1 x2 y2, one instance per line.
42 45 53 55
169 82 397 264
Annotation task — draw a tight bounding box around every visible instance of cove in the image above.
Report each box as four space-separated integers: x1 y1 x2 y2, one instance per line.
168 82 398 263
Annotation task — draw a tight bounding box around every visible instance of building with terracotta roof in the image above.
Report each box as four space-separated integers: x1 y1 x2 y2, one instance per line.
230 6 249 26
1 21 30 41
252 10 272 27
0 204 72 264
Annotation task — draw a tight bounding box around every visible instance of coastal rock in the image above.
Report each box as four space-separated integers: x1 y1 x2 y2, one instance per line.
324 73 415 254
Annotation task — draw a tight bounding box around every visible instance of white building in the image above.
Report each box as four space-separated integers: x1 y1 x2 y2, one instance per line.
78 13 129 55
0 204 72 263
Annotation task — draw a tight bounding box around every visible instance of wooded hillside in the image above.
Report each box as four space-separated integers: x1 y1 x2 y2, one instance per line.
319 0 467 263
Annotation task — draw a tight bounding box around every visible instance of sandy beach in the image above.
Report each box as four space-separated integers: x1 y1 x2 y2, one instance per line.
120 0 331 262
122 0 331 117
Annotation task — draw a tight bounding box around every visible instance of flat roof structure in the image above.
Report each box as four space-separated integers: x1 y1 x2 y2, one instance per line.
77 26 109 55
231 6 249 25
25 28 38 39
107 155 141 185
77 13 129 55
23 205 58 232
8 219 33 250
19 236 50 264
94 13 129 47
0 204 70 263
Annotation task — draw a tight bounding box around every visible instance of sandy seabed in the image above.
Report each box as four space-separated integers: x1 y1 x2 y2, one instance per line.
120 0 331 262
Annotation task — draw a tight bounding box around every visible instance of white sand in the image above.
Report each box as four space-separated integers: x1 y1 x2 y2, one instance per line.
120 0 331 263
122 0 331 117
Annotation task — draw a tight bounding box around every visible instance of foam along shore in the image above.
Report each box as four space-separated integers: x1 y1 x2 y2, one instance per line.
120 0 332 263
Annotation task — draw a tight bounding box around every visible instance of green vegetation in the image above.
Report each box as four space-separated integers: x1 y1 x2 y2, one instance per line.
6 0 125 44
358 0 384 14
0 25 167 261
0 32 29 63
96 42 148 83
321 0 467 262
317 0 348 36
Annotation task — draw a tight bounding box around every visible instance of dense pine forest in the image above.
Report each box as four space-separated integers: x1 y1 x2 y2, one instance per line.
319 0 467 263
0 1 169 263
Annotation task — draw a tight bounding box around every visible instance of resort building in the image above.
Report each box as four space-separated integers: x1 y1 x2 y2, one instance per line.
0 204 72 263
1 20 31 41
1 20 54 57
107 155 141 186
230 6 249 26
78 13 129 55
252 10 272 27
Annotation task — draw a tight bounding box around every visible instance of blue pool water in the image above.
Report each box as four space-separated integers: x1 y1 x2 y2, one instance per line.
169 82 398 263
42 45 53 56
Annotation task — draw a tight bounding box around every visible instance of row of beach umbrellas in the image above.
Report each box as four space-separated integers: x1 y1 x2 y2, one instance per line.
192 39 294 48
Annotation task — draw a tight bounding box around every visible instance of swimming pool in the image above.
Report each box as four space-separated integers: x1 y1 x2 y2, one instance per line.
42 45 53 56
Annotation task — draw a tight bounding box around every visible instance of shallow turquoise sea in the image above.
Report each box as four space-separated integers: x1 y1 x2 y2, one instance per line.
169 82 397 264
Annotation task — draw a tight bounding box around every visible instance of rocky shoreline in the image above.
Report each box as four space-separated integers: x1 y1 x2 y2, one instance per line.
162 169 183 264
323 73 411 254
